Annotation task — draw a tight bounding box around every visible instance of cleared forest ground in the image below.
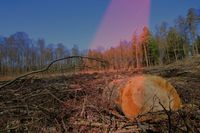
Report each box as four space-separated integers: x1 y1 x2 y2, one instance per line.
0 56 200 132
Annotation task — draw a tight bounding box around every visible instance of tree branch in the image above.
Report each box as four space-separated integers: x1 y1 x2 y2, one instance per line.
0 56 109 89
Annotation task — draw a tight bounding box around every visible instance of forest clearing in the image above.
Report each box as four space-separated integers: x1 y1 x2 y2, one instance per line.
0 56 199 132
0 1 200 132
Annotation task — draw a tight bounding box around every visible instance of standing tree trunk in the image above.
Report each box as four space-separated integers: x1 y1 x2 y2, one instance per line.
174 49 178 62
194 43 199 55
143 44 149 67
136 44 139 68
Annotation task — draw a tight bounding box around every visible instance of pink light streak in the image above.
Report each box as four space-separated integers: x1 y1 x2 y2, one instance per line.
90 0 150 50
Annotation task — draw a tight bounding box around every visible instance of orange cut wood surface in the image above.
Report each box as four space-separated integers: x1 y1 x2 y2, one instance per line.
114 75 182 119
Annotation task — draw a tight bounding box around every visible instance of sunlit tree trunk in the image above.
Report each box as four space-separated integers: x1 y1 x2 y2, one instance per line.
143 44 149 67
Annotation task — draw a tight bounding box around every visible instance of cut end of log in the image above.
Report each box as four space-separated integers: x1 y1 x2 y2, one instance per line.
103 74 182 119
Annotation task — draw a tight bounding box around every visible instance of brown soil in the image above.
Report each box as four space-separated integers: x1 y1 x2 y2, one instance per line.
0 56 200 132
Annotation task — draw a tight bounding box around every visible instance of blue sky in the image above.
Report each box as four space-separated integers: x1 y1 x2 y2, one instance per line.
150 0 200 32
0 0 199 49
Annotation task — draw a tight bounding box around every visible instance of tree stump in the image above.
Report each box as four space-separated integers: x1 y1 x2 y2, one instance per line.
103 75 182 119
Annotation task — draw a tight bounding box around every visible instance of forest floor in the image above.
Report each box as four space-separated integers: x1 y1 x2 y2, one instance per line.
0 56 200 132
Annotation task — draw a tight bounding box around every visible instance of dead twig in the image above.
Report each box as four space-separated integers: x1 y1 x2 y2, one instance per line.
80 97 87 117
158 99 172 133
45 89 64 104
134 117 147 133
73 120 109 128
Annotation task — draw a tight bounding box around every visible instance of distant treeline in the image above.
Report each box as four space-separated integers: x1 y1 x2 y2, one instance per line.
0 8 200 76
0 32 86 76
87 8 200 69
